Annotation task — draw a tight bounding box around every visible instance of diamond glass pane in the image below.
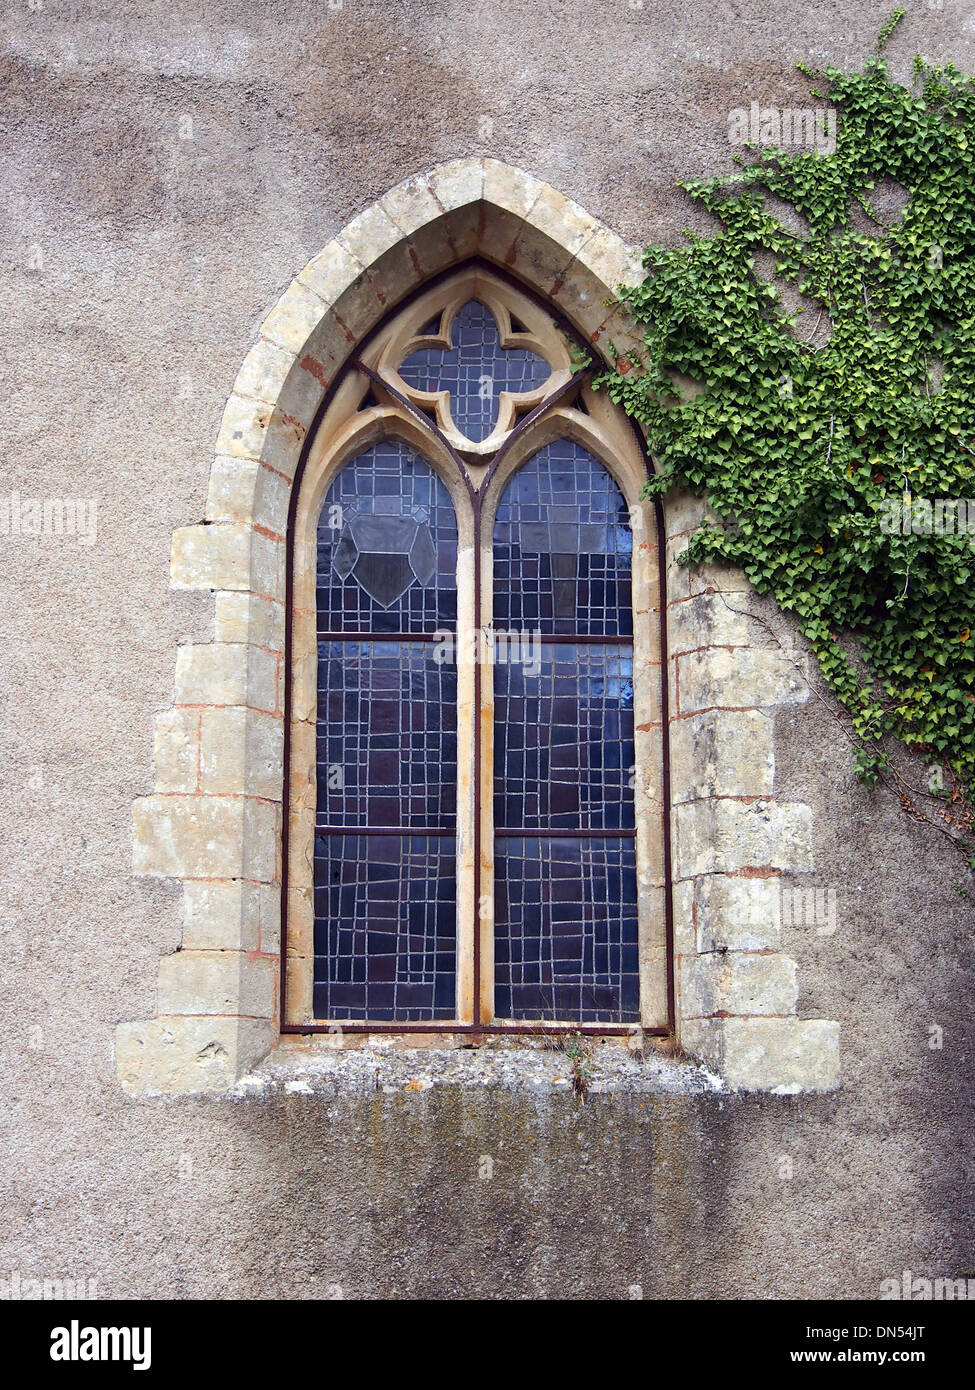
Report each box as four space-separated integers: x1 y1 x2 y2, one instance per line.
493 440 633 636
314 835 456 1021
494 837 639 1023
317 641 457 830
398 299 551 442
494 644 635 831
317 440 457 634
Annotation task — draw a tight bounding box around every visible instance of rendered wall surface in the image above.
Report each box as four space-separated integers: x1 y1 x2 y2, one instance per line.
1 0 973 1298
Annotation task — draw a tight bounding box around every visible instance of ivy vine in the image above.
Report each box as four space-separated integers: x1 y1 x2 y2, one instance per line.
595 11 975 862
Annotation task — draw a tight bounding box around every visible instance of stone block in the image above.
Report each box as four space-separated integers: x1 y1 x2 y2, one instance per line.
156 949 275 1017
132 795 278 881
182 879 264 952
199 707 283 799
669 709 775 802
676 647 808 713
682 1017 840 1092
114 1017 275 1095
174 643 278 713
675 799 814 878
695 874 782 952
680 950 798 1018
213 592 285 651
153 708 200 794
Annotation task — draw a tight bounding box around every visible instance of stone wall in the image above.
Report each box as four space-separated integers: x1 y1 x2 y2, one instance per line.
1 0 972 1298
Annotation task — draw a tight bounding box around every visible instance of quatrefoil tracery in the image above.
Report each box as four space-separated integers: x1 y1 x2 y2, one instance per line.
371 271 575 459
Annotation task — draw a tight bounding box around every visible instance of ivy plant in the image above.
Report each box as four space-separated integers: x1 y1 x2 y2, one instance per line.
595 11 975 855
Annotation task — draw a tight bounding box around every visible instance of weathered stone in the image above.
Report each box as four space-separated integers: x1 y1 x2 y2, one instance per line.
174 643 278 713
662 489 718 538
482 158 543 219
675 799 814 878
677 646 808 713
523 183 601 258
206 457 289 534
680 950 798 1018
682 1017 841 1092
152 708 200 793
213 397 306 481
671 878 697 955
214 392 272 462
664 536 694 600
695 874 782 952
260 279 328 356
232 337 295 407
573 224 644 296
336 200 405 268
213 592 285 651
114 1018 275 1096
132 795 278 881
199 706 283 799
156 949 275 1017
669 709 775 802
170 523 284 599
171 522 250 591
688 560 753 596
297 238 364 307
182 879 264 951
668 592 750 655
380 174 444 239
427 157 484 212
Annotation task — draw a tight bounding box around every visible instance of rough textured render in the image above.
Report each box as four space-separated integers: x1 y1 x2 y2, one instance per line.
2 0 972 1299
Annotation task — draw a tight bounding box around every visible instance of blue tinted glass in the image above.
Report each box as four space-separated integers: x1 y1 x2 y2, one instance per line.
494 644 635 831
493 440 633 635
313 835 456 1021
317 641 457 830
494 837 639 1023
317 440 457 633
398 300 550 442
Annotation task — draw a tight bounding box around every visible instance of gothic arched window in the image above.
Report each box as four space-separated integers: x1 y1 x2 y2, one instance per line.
285 264 668 1038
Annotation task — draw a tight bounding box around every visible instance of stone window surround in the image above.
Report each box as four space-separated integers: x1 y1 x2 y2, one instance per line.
284 264 668 1032
117 158 840 1096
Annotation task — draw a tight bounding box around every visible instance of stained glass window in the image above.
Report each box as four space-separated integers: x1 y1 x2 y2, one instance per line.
302 270 655 1032
313 835 456 1021
398 300 550 442
313 442 459 1021
492 439 634 636
494 837 639 1022
492 442 639 1024
317 440 458 634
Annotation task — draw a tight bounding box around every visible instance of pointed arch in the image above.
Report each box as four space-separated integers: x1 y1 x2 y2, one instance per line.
118 159 838 1097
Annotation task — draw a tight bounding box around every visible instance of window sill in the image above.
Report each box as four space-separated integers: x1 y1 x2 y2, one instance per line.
229 1035 724 1097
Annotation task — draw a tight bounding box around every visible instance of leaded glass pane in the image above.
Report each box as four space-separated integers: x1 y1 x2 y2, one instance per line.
493 440 633 636
313 835 456 1021
398 299 550 442
316 440 457 633
317 641 457 830
493 837 639 1023
493 644 635 832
